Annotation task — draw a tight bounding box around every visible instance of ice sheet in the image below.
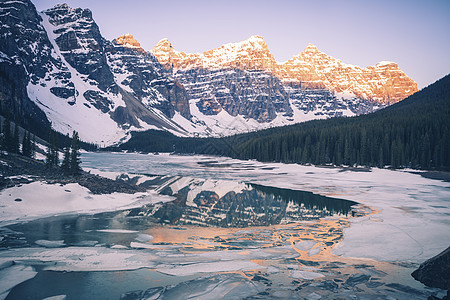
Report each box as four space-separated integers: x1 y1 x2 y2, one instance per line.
291 270 325 280
139 273 264 299
0 264 37 300
0 247 157 272
42 296 67 300
35 240 66 248
156 260 265 276
97 229 139 234
81 152 450 263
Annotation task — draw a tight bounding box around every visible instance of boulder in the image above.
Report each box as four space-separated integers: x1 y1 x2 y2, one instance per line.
411 246 449 293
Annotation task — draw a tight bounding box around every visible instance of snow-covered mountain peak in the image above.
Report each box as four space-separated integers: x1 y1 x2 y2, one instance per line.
114 33 144 51
42 3 98 45
242 35 267 47
151 35 276 71
297 43 329 62
46 3 70 10
222 35 269 52
304 43 319 52
43 3 93 19
376 61 397 68
154 38 172 49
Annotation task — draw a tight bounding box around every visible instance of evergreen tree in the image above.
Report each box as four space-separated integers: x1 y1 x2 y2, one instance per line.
45 130 59 168
52 133 59 167
31 134 36 159
0 120 2 150
45 141 54 167
21 130 31 157
2 117 11 152
61 134 71 174
12 123 20 154
69 131 81 175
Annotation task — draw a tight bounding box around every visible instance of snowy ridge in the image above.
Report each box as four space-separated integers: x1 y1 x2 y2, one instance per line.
152 35 277 72
152 36 418 104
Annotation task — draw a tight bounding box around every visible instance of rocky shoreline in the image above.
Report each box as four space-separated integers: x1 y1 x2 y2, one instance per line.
0 152 143 194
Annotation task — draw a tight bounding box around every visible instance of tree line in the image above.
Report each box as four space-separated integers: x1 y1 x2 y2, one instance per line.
120 74 450 171
45 130 82 175
0 116 36 158
0 116 82 175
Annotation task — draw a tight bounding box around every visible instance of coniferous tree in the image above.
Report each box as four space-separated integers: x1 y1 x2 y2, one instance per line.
61 134 71 174
21 130 30 157
45 131 59 167
52 133 59 167
12 123 20 154
31 134 36 159
45 140 54 167
0 121 2 150
2 117 11 152
69 131 81 175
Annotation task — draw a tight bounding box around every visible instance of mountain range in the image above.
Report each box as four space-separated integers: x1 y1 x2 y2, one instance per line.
0 1 418 145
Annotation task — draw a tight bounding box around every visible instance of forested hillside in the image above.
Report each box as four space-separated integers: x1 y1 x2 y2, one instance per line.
120 74 450 170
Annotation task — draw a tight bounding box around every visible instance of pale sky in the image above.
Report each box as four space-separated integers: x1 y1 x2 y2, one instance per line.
32 0 450 89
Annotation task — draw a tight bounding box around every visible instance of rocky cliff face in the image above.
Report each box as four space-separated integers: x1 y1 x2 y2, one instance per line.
152 36 391 123
280 44 418 104
43 4 117 94
177 69 291 122
0 0 53 131
153 36 277 71
110 34 190 119
152 36 418 105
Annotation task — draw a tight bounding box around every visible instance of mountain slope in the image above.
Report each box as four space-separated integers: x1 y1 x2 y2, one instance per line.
121 74 450 170
1 1 193 145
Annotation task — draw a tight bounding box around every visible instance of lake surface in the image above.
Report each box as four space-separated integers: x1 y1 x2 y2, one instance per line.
1 152 449 299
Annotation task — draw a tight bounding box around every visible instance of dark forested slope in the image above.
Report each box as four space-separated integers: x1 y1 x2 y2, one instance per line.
120 74 450 170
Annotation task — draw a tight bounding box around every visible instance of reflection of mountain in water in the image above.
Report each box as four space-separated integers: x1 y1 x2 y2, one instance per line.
131 176 358 228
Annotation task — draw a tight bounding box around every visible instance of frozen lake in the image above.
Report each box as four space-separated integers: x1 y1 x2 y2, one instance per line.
1 152 449 299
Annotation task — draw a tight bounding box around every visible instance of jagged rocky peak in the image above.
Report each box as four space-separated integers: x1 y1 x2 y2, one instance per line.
151 35 277 71
295 43 333 64
44 3 94 26
114 33 144 51
303 43 320 53
154 38 172 49
238 35 268 49
42 2 117 93
151 38 175 68
0 0 54 131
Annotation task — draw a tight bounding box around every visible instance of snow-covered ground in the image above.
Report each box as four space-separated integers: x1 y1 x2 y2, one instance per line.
0 180 173 227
